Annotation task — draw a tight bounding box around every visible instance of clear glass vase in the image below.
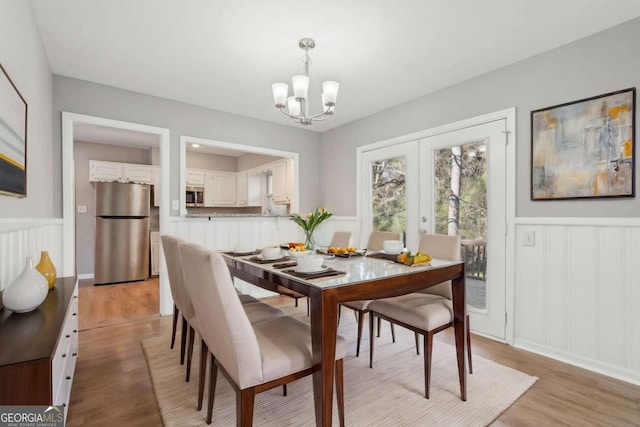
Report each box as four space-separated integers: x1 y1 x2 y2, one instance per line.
304 231 316 253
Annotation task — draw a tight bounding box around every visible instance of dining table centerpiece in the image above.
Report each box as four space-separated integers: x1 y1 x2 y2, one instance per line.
290 207 333 251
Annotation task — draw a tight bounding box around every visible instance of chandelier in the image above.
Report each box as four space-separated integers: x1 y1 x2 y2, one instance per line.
271 38 339 126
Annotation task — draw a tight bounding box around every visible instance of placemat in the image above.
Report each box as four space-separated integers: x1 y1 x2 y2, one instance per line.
248 256 290 264
273 261 297 269
224 250 259 257
281 267 345 279
366 252 401 261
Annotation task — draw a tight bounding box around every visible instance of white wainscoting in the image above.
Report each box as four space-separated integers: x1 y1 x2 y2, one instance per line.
0 219 64 291
514 218 640 386
165 216 361 299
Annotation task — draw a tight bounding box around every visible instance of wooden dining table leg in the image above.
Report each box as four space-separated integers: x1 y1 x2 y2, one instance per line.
310 288 338 427
451 272 467 401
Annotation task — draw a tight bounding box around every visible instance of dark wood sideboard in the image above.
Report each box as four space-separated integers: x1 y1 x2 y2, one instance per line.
0 277 78 410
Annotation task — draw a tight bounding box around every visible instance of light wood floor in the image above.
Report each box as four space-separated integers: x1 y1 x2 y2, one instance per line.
68 295 640 426
78 278 159 331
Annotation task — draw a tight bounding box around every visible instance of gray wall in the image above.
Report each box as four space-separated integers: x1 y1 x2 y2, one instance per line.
237 153 283 170
0 1 54 218
53 76 322 216
186 152 237 171
320 17 640 217
74 141 152 274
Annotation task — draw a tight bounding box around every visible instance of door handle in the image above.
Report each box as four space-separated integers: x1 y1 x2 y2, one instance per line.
421 216 427 223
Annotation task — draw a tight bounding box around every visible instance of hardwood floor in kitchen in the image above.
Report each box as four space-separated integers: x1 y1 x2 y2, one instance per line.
67 295 640 426
78 277 159 331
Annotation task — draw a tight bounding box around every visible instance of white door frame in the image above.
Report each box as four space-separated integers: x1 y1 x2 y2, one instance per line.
61 112 172 315
356 108 516 343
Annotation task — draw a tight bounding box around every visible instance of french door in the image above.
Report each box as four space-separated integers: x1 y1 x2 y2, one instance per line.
361 120 507 340
420 120 507 339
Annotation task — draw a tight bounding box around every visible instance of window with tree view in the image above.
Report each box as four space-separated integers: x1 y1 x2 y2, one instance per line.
371 156 406 238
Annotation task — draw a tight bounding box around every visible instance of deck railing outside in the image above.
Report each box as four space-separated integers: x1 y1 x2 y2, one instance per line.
461 239 487 280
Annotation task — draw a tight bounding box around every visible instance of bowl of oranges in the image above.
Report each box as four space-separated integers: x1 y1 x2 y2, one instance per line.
288 242 311 258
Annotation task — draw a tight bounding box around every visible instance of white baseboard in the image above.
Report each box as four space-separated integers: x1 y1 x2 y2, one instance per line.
77 273 94 280
514 339 640 387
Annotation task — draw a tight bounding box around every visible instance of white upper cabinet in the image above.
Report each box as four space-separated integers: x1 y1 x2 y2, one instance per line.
236 171 248 206
204 171 236 206
185 169 206 186
123 164 153 184
236 170 264 207
272 158 293 204
89 160 153 184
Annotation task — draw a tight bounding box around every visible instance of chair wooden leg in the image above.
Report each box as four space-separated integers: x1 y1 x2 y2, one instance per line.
180 316 187 365
197 339 207 410
170 304 179 349
336 359 345 427
186 325 196 382
294 297 299 307
237 388 256 427
356 310 364 357
466 314 473 374
282 384 287 396
390 322 396 343
338 304 342 321
415 332 420 355
423 332 433 399
206 353 218 424
306 297 310 317
369 312 375 368
377 316 381 337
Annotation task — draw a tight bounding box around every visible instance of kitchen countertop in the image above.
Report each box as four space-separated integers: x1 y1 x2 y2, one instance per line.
185 213 291 218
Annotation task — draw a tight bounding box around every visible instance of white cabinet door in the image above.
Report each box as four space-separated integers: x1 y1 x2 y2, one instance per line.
212 172 236 205
186 169 206 186
204 171 236 206
272 159 290 204
150 231 160 276
236 171 248 206
247 170 263 207
124 164 153 184
89 161 123 182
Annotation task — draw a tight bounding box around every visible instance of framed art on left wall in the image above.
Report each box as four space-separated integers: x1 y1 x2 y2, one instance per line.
0 63 28 197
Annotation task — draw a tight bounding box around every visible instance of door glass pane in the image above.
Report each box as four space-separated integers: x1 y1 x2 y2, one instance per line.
371 156 406 238
433 142 487 310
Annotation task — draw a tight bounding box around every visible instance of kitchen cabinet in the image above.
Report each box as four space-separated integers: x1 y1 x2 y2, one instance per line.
204 171 236 206
236 171 248 206
150 231 160 276
0 277 78 424
186 169 206 186
272 158 293 204
89 160 153 184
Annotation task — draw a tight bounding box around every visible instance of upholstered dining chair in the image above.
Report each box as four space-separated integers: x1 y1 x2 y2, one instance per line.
179 243 348 426
161 235 285 411
329 231 353 248
368 233 473 399
341 231 402 356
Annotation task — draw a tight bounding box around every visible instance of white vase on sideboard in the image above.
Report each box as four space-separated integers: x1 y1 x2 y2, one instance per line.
2 257 49 313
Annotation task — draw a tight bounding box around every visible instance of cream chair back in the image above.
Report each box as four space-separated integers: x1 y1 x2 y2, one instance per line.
417 234 461 299
161 235 196 323
366 231 403 251
330 231 353 248
179 243 263 389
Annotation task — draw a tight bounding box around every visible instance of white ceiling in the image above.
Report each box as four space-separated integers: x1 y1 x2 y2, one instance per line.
31 0 640 133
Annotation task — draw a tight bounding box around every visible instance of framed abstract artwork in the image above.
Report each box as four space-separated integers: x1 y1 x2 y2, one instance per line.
531 88 635 200
0 63 28 197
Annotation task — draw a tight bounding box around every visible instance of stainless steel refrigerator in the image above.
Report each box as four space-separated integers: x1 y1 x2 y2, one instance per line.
94 182 150 285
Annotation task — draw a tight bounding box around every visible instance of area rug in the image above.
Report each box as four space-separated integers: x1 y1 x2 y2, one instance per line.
142 312 536 426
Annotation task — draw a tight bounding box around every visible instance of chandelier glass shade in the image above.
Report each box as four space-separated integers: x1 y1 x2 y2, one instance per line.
272 38 339 125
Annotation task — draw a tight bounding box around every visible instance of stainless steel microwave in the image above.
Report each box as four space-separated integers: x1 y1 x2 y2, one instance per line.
186 186 204 207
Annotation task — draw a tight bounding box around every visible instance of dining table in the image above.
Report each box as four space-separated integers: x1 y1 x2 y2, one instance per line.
223 252 468 427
